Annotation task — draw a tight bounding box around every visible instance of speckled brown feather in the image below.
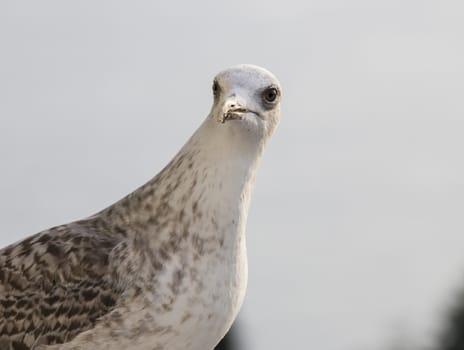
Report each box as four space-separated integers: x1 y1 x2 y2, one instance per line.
0 217 125 348
0 151 203 349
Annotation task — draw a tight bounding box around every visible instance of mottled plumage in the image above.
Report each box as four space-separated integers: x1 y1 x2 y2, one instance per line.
0 64 281 350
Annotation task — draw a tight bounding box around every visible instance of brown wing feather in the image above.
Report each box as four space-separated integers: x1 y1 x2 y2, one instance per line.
0 216 126 349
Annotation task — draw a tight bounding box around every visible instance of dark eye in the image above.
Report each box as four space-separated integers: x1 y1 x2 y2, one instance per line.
212 80 220 97
263 87 278 103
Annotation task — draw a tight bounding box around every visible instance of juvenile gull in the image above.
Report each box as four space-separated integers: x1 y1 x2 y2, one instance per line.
0 64 282 350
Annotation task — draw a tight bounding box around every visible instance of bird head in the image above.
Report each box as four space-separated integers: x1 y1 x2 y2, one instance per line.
209 64 282 143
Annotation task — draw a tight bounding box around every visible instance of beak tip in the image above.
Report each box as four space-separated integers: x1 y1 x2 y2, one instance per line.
215 114 226 123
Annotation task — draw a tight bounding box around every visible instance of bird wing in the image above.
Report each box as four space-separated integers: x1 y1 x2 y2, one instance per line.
0 217 125 349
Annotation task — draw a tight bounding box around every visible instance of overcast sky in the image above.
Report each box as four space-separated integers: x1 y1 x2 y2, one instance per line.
1 1 464 349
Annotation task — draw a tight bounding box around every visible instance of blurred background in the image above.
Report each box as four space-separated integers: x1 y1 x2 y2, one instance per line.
1 1 464 349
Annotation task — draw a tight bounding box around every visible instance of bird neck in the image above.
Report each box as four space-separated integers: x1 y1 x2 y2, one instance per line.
102 116 266 247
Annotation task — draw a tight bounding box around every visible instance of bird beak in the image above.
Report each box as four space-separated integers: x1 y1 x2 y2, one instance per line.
217 97 257 124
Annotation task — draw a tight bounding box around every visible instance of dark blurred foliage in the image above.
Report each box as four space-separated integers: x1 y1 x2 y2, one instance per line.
435 288 464 350
214 324 240 350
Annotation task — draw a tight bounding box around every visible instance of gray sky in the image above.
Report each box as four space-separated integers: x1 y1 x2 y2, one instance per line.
1 1 464 349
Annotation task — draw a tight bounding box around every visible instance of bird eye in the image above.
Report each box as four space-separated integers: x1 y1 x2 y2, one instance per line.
212 80 220 97
263 87 278 103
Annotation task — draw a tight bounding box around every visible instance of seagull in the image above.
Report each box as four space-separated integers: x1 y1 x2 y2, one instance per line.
0 64 282 350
